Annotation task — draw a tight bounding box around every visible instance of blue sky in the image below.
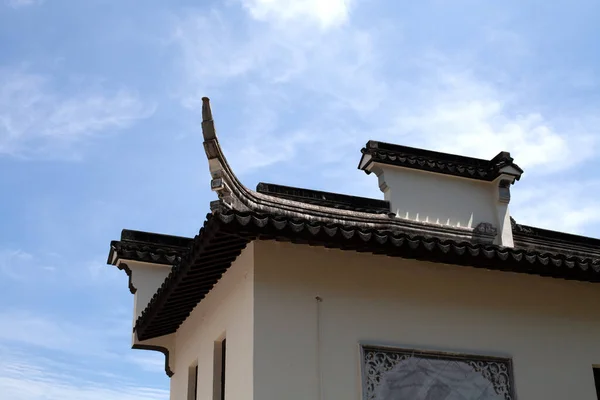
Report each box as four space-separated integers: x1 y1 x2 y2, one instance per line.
1 0 599 398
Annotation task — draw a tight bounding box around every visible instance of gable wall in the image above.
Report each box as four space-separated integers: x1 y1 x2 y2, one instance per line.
127 261 172 321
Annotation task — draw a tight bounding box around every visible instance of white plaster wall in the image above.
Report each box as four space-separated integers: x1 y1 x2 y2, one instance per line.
170 243 254 400
125 261 172 320
253 240 600 400
377 166 498 229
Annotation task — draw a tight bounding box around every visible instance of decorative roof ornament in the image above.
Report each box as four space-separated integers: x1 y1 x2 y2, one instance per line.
198 97 490 243
201 97 216 140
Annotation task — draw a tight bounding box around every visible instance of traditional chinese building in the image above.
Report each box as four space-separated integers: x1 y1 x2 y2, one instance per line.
108 98 600 400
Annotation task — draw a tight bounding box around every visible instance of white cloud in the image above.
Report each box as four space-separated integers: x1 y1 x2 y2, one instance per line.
391 68 598 172
126 352 167 373
0 310 129 357
241 0 352 28
87 258 120 283
0 248 61 281
172 7 598 171
0 349 168 400
0 249 35 280
171 10 385 171
0 248 120 288
171 4 600 235
0 69 154 159
6 0 43 8
511 180 600 235
0 311 170 399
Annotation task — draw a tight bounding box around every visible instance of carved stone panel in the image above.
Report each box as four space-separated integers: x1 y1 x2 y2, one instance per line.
361 346 515 400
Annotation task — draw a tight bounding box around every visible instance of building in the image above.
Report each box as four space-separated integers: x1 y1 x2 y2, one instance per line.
107 98 600 400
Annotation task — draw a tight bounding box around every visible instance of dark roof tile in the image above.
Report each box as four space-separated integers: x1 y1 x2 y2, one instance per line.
512 218 600 259
359 141 523 181
133 210 600 341
108 229 193 265
256 182 390 214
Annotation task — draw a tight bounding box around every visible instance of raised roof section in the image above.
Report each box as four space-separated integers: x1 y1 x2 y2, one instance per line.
358 140 523 181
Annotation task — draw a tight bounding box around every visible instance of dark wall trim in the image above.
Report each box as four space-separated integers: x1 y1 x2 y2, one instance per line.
132 343 174 377
117 263 136 294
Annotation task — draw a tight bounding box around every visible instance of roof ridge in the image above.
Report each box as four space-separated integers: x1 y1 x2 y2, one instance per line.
256 182 390 214
511 217 600 253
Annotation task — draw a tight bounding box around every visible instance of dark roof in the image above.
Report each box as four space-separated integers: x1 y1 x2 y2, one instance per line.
134 215 249 340
108 229 192 266
107 230 192 297
256 182 390 214
109 98 600 345
512 218 600 259
133 210 600 341
359 140 523 181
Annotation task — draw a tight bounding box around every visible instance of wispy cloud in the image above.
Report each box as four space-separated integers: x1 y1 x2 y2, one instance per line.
0 248 122 289
0 249 37 280
0 349 168 400
171 5 598 173
390 65 599 173
171 8 385 171
0 309 169 399
126 352 167 373
170 3 600 234
6 0 43 8
241 0 353 29
0 69 154 159
511 180 600 235
0 310 129 357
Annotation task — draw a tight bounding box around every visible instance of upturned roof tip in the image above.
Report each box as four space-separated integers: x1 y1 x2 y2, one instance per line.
201 97 213 122
201 97 217 141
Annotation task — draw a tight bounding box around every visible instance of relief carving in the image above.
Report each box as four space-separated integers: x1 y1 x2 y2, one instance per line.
474 222 497 236
362 346 514 400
